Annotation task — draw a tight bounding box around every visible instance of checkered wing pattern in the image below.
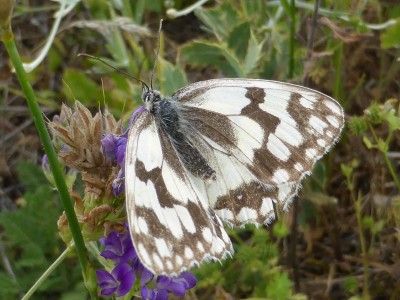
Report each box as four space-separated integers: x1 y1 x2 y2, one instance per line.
125 78 344 275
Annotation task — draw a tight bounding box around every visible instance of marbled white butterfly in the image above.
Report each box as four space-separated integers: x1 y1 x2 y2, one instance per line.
125 78 344 275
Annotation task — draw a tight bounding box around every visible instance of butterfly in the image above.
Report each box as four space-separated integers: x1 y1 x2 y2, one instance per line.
124 78 344 275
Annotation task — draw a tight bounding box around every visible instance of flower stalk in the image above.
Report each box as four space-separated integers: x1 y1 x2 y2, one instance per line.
21 244 73 300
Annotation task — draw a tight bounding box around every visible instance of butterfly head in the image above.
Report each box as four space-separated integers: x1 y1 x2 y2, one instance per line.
142 86 162 104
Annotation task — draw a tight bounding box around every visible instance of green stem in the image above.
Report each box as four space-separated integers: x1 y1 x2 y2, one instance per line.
353 192 370 300
368 124 400 190
22 245 72 300
382 151 400 190
1 31 88 277
347 171 370 299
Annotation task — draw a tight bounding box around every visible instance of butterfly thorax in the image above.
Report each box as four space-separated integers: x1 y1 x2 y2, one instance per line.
143 89 216 181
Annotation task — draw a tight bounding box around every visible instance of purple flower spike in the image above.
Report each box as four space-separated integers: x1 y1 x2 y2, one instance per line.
96 263 135 297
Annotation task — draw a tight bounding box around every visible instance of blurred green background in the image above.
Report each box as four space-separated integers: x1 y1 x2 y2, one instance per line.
1 0 400 299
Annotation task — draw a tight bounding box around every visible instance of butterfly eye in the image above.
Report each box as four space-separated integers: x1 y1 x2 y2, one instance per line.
142 91 148 102
142 90 162 103
141 87 149 101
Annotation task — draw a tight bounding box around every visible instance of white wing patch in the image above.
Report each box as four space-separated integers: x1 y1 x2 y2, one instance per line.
162 161 190 204
136 122 163 172
309 116 328 134
267 134 291 161
184 87 250 114
274 121 303 147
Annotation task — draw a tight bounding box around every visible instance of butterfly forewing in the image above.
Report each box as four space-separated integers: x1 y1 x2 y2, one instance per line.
126 78 344 275
125 109 232 275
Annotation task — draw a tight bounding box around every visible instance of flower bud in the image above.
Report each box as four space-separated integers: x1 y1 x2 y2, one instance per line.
41 154 77 189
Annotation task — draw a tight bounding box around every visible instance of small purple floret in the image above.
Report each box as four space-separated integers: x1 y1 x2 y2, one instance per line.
96 263 135 296
101 134 118 163
100 231 136 264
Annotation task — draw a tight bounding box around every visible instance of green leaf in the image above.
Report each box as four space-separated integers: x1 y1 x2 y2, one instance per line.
181 41 243 77
377 138 389 152
279 0 291 15
362 136 375 149
228 22 251 60
310 161 327 190
273 219 290 238
17 161 48 193
62 68 103 104
340 163 354 178
241 0 268 27
195 2 241 41
343 276 359 293
362 216 374 229
0 186 60 296
0 186 59 267
48 48 63 72
0 179 74 298
157 58 188 96
236 245 258 264
60 282 88 300
266 272 293 299
193 262 224 289
383 111 400 130
144 0 162 12
381 18 400 49
252 228 270 245
243 31 263 76
0 273 20 299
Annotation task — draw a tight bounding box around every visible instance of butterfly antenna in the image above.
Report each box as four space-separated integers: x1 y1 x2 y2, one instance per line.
150 19 163 90
78 53 149 92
